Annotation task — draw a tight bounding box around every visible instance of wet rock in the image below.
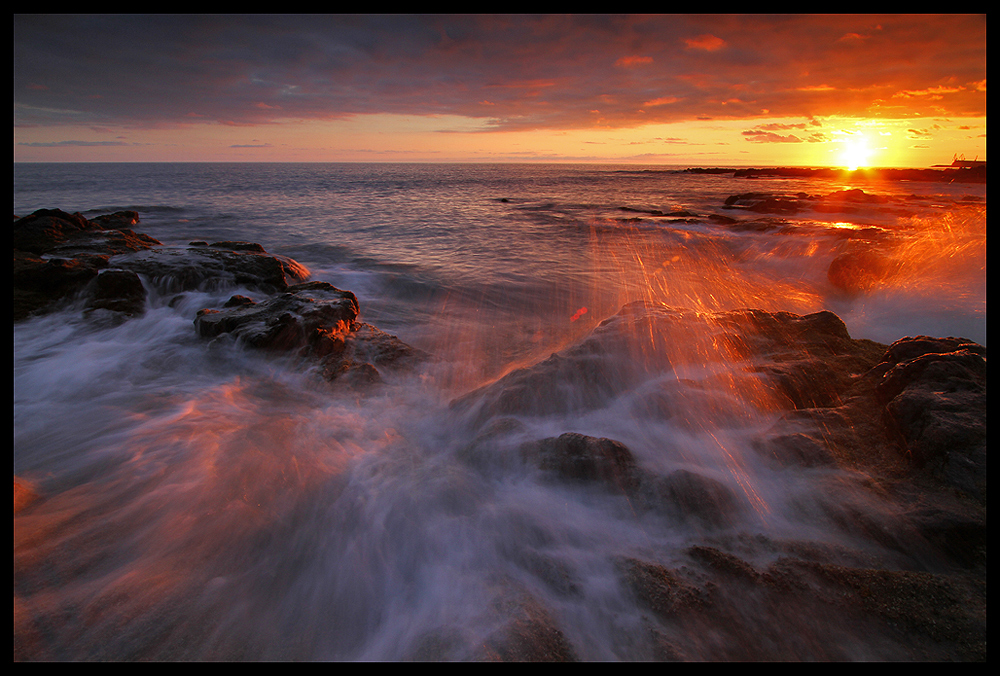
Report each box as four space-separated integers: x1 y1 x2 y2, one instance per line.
14 251 107 320
194 281 422 385
828 248 899 295
208 240 267 253
13 208 103 255
818 188 889 206
475 582 578 662
89 210 141 230
119 242 308 293
752 358 848 409
194 282 359 350
778 560 986 661
453 303 886 429
13 209 160 319
645 469 742 528
903 497 987 568
723 192 803 214
84 269 147 316
519 432 640 494
14 209 161 259
615 557 705 619
685 545 761 583
873 336 986 499
752 432 838 468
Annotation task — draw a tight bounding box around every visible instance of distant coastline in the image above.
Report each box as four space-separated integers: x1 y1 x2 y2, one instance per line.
681 165 986 184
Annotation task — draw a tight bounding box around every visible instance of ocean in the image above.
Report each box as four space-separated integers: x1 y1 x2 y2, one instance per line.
13 162 987 660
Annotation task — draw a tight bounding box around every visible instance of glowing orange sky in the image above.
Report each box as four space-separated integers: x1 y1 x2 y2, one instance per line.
14 14 986 166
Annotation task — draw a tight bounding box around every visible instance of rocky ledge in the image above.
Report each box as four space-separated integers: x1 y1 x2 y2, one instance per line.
449 301 986 660
13 208 421 385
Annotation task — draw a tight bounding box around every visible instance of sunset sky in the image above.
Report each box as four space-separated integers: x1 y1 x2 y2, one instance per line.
13 14 987 167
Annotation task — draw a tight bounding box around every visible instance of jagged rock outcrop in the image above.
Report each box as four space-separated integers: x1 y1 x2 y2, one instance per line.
194 281 423 385
14 208 423 387
451 302 985 581
13 209 159 320
451 302 887 427
873 336 987 499
519 432 641 494
12 209 308 320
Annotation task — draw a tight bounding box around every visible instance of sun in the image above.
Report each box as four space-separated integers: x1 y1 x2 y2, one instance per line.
840 136 874 171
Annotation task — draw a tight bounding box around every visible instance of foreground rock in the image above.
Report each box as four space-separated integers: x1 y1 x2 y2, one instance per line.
451 303 887 425
14 209 159 320
13 208 310 320
449 302 985 659
14 208 422 385
873 336 987 500
194 281 422 385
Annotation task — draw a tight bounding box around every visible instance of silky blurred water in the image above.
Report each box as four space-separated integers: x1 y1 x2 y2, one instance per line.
13 163 986 660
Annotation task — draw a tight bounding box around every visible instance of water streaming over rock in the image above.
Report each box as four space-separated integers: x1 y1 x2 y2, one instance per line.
14 163 986 660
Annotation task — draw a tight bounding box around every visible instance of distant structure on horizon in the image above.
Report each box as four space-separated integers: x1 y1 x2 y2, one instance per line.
934 154 986 169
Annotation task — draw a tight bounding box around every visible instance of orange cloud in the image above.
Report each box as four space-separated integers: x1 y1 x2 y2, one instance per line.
643 97 679 107
615 55 653 67
894 85 965 98
684 34 726 51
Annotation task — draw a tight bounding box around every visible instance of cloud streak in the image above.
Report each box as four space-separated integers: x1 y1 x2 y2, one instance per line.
14 14 986 136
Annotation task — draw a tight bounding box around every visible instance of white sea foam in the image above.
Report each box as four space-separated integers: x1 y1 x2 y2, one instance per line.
14 163 986 659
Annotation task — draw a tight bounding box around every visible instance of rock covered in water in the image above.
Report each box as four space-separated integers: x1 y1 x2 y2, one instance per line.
452 302 886 426
827 247 900 296
452 301 985 579
873 336 987 499
611 546 985 660
194 281 422 385
13 209 159 320
14 208 424 390
84 269 147 317
519 432 640 494
12 209 308 320
117 241 309 293
722 187 890 217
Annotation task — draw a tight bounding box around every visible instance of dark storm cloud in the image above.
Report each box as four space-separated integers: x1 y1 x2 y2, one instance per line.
14 14 987 132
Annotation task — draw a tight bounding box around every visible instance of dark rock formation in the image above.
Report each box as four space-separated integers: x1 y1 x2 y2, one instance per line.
118 243 309 293
475 582 579 662
14 209 160 258
873 336 987 499
13 208 107 255
453 301 985 596
84 269 147 317
194 281 422 385
827 247 900 296
721 187 913 224
644 469 742 529
14 208 423 389
612 547 985 660
519 432 640 493
194 282 360 350
724 192 803 214
13 209 159 320
13 209 315 321
452 303 887 427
